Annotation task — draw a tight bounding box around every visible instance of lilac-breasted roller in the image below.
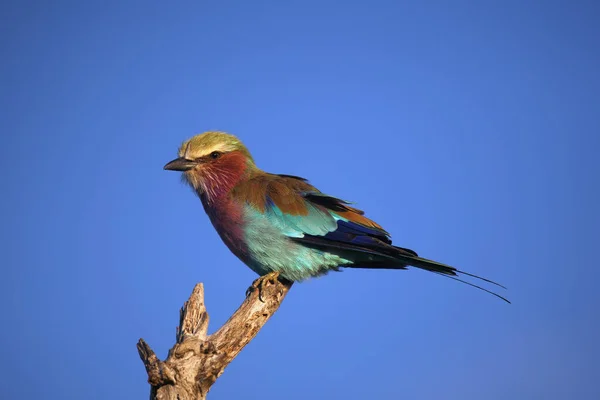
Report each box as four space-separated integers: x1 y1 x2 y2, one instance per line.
164 131 508 302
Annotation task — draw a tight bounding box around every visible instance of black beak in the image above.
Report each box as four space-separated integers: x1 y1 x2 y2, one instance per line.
163 157 197 171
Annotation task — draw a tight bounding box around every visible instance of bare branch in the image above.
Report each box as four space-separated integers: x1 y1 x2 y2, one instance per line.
177 283 209 342
138 277 293 399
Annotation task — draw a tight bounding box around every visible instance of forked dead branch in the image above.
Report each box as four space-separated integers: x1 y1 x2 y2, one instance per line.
137 275 292 399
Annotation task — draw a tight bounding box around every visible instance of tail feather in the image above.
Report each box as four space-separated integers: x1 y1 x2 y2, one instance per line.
292 235 509 303
431 272 511 304
351 250 510 303
394 253 507 289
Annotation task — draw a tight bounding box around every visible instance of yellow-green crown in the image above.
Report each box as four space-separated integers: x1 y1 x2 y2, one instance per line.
178 131 254 162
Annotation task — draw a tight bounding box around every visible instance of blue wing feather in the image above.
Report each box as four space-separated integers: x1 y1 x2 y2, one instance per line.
264 190 407 257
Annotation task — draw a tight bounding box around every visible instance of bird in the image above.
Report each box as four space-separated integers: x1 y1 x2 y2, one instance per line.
164 131 509 303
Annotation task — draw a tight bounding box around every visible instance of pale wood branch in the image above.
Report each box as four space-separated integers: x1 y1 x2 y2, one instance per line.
137 275 293 399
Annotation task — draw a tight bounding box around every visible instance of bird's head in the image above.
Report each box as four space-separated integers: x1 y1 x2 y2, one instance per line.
164 131 255 199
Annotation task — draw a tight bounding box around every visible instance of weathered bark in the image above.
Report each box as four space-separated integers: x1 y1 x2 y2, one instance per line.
137 275 292 399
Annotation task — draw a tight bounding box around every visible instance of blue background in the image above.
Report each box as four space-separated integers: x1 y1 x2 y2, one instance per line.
2 1 599 399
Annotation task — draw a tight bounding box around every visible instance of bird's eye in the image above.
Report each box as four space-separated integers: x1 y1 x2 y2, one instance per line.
210 151 221 159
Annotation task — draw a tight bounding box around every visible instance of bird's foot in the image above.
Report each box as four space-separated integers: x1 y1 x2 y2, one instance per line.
246 271 281 302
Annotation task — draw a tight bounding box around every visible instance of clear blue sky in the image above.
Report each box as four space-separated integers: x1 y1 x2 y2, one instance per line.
2 1 599 399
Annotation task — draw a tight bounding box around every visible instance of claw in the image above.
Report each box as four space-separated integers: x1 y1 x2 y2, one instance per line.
246 272 280 302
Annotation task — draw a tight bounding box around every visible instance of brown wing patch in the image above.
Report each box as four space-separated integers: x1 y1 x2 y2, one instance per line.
267 176 315 216
233 173 316 215
336 209 386 231
303 193 387 232
235 173 386 233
